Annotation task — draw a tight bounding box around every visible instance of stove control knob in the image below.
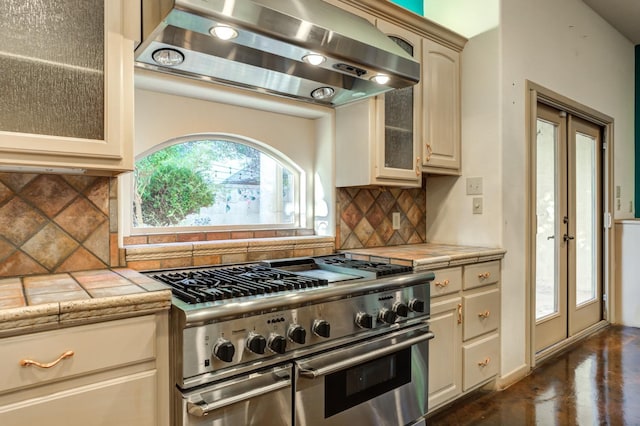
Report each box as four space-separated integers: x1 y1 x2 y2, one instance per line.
355 312 374 329
246 333 267 355
378 308 397 324
288 325 307 344
409 298 425 313
312 319 331 338
268 334 287 354
213 339 235 363
393 302 410 317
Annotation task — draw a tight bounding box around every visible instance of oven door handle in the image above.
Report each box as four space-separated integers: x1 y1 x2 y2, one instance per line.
297 325 434 379
186 374 291 417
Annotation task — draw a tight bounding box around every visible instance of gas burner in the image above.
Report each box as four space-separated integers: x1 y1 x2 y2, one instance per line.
150 264 329 304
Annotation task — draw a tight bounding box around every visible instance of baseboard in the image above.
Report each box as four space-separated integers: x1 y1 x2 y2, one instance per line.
496 363 529 390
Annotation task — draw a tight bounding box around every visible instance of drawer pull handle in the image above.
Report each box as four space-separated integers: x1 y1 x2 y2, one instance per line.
478 272 491 280
478 310 491 319
478 357 491 367
457 303 462 324
20 350 74 369
435 279 450 288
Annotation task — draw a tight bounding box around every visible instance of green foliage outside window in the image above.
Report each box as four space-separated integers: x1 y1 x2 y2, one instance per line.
134 142 215 226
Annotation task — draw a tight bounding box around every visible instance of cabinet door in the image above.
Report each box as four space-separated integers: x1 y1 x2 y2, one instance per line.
375 19 422 185
0 371 157 426
428 297 462 411
0 0 134 174
422 39 460 174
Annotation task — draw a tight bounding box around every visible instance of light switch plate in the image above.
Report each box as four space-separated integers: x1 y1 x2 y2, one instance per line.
472 197 483 214
466 177 483 195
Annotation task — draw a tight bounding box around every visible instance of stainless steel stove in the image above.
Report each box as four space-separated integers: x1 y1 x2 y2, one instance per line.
145 255 434 426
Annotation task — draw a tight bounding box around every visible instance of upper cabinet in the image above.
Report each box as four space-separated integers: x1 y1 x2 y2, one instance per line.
0 0 135 175
422 40 461 174
332 0 466 186
335 19 422 188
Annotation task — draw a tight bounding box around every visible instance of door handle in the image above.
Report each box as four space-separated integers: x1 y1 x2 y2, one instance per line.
546 235 554 240
563 234 575 242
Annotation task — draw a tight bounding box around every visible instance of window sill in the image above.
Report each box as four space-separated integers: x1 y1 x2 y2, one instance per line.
124 235 336 271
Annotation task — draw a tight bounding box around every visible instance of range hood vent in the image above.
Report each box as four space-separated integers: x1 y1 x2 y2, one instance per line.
135 0 420 107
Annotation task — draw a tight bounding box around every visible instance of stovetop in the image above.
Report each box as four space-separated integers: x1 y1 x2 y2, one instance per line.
146 255 413 305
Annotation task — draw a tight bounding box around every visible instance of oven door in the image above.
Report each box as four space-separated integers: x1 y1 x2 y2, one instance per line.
180 364 293 426
294 322 434 426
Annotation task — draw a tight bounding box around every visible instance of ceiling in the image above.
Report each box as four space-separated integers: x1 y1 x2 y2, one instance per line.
582 0 640 44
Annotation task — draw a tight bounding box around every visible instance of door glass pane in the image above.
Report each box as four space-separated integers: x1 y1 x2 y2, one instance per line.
575 132 597 305
536 119 558 320
384 36 413 170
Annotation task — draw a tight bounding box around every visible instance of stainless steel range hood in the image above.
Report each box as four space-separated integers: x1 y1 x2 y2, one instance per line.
135 0 420 106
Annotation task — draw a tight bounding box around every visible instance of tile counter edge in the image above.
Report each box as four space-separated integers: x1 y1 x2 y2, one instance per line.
0 269 172 337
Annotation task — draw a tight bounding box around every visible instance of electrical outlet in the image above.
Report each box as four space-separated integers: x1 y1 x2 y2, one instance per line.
472 197 483 214
616 185 621 198
392 212 401 229
617 199 621 211
466 177 483 195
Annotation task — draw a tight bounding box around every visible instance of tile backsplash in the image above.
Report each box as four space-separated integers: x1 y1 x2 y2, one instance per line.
0 173 119 277
336 179 427 250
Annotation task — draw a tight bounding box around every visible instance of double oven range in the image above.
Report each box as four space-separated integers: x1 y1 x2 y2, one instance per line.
146 255 435 426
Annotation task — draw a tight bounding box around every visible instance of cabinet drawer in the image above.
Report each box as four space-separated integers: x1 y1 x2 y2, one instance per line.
462 333 499 391
463 261 500 290
0 315 156 395
0 370 157 426
463 288 500 340
430 267 462 298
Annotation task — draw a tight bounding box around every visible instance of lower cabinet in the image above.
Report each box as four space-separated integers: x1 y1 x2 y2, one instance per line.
0 313 169 426
428 296 462 409
428 261 501 413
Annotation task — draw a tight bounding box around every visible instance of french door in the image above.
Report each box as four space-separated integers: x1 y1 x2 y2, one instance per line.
534 102 603 352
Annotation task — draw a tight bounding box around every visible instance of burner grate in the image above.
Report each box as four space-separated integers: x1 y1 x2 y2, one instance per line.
150 265 329 304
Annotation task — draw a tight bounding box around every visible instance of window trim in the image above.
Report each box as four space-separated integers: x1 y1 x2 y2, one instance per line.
125 132 306 236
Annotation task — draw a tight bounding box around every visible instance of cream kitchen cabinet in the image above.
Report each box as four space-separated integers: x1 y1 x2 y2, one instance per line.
428 295 462 409
422 40 461 175
427 260 501 413
335 19 422 188
0 0 136 175
0 313 169 426
332 0 466 187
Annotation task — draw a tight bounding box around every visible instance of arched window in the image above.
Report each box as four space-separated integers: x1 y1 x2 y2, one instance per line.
132 135 302 230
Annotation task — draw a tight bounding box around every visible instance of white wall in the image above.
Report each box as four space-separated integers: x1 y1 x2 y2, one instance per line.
427 0 634 383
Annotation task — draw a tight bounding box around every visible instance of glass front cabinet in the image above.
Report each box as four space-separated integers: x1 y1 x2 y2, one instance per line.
335 18 422 188
0 0 135 174
334 0 465 187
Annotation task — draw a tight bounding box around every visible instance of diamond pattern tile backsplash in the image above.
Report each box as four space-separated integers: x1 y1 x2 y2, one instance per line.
336 179 427 250
0 173 119 277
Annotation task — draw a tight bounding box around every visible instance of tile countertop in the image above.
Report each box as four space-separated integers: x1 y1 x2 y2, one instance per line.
341 243 506 270
0 269 171 337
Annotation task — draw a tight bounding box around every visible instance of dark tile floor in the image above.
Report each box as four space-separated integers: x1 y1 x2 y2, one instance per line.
427 325 640 425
